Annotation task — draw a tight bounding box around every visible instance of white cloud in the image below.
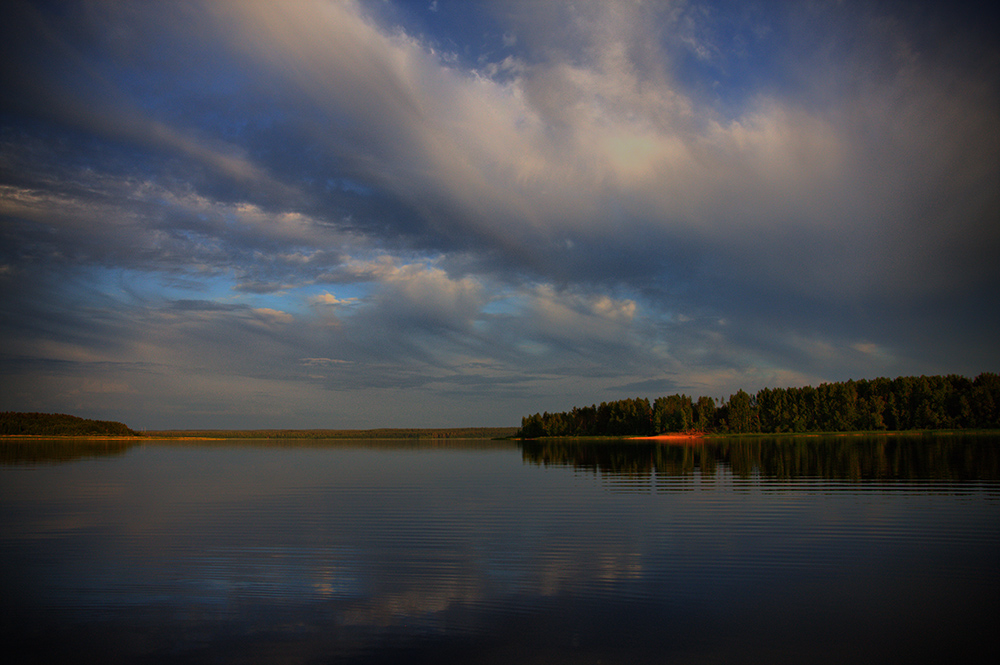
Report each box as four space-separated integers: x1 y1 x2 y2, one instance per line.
309 292 360 307
524 285 639 344
371 260 487 329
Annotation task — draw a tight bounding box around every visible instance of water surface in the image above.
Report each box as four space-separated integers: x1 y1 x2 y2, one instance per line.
2 435 997 663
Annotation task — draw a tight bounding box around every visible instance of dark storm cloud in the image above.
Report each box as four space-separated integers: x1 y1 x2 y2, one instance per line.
1 0 997 427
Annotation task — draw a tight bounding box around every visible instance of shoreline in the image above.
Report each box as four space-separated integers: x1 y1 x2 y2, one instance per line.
628 433 706 441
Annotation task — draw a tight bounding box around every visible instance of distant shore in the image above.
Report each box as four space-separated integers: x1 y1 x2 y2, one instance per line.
0 434 146 441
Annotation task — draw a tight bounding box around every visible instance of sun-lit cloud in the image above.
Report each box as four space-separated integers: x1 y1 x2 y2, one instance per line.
252 308 294 325
308 292 360 308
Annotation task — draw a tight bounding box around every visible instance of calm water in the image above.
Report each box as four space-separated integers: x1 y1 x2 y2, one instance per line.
2 435 997 664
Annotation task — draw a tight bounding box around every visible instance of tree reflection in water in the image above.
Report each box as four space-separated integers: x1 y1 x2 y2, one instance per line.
521 434 1000 484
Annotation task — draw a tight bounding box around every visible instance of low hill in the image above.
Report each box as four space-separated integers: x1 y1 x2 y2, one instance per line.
0 412 140 437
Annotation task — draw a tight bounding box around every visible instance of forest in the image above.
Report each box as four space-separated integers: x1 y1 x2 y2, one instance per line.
516 373 1000 438
0 412 139 437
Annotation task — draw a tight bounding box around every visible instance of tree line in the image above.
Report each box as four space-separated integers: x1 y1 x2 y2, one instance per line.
516 373 1000 438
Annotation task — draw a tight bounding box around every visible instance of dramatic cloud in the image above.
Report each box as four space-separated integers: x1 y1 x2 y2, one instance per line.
1 0 997 428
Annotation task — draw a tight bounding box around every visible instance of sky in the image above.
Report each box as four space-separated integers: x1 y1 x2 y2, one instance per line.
1 0 998 430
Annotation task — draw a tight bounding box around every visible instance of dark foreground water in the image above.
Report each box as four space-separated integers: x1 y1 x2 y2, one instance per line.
2 435 997 664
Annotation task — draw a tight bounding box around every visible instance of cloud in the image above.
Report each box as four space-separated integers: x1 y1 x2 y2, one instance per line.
301 357 351 367
252 308 294 325
524 285 638 345
203 0 997 303
309 292 360 308
371 260 487 329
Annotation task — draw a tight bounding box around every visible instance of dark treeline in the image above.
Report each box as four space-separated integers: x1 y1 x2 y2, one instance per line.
0 412 139 437
517 373 1000 438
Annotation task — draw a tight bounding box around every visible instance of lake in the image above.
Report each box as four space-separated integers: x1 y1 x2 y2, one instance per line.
2 435 997 664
